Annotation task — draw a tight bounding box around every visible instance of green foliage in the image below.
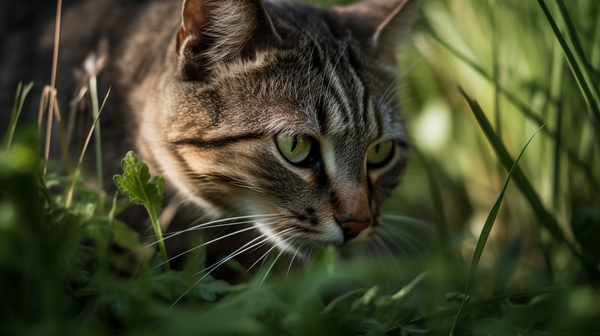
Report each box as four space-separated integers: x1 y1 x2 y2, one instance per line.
113 151 164 217
114 151 170 270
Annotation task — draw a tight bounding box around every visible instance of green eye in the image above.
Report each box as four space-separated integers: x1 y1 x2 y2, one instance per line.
276 134 313 164
367 140 394 167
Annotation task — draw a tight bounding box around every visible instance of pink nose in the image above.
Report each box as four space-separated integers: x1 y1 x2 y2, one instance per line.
340 221 372 238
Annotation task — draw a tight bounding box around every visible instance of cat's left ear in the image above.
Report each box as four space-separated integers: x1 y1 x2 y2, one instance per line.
342 0 418 52
177 0 280 65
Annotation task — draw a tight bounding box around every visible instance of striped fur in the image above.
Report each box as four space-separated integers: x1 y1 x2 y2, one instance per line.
146 0 417 251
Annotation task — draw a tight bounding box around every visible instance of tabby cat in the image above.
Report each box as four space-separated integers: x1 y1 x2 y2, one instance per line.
1 0 417 264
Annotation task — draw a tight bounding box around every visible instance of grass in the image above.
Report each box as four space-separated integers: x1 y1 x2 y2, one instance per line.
1 0 600 335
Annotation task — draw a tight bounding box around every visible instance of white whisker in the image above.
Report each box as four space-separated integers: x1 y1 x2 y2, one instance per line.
286 242 305 278
150 227 294 330
196 227 296 277
123 214 282 258
260 237 297 286
246 232 299 275
151 221 279 271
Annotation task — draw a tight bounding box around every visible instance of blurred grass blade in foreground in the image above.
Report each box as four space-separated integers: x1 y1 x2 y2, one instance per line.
537 0 600 125
450 92 542 335
459 88 600 281
4 82 34 151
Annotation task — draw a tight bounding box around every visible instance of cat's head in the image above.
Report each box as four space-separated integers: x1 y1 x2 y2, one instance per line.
144 0 417 252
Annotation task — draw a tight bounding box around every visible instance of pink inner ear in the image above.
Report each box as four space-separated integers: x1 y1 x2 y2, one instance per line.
177 0 211 56
183 0 208 34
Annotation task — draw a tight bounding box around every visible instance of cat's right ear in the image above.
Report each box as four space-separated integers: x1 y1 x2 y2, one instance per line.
177 0 280 70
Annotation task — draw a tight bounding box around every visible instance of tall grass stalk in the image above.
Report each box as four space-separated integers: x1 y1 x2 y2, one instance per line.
550 38 565 208
65 87 110 209
461 89 600 281
537 0 600 126
5 82 34 151
450 91 542 336
43 0 63 175
89 74 104 211
555 0 600 105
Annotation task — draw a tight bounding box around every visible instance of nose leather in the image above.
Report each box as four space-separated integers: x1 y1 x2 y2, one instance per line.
341 220 372 238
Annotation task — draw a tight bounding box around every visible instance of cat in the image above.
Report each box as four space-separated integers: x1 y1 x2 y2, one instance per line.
1 0 417 270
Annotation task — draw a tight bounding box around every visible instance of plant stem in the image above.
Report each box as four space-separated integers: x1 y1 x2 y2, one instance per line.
148 209 170 271
89 75 104 212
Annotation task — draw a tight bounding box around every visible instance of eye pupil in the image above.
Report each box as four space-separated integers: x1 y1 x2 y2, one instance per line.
276 134 313 165
366 140 394 168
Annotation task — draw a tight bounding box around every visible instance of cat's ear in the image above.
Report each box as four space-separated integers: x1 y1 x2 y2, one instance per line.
177 0 279 63
344 0 418 51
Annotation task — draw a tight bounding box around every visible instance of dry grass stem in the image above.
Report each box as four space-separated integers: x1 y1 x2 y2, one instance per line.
65 86 111 209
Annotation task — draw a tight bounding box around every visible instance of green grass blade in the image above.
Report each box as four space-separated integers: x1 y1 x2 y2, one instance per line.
5 82 34 151
538 0 600 125
89 75 104 212
460 89 600 281
449 100 542 336
550 37 565 207
556 0 600 105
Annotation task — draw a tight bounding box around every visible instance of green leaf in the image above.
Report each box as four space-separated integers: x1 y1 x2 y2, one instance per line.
444 292 472 304
149 270 229 302
391 271 429 301
113 151 164 218
113 151 169 270
112 219 142 251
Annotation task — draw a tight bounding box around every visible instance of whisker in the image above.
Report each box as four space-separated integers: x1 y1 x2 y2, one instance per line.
260 237 297 286
196 227 297 277
382 214 435 229
376 227 409 255
170 213 281 237
375 54 428 112
286 242 305 279
159 218 268 239
150 227 294 329
246 233 299 275
133 214 281 250
374 235 402 281
151 221 279 271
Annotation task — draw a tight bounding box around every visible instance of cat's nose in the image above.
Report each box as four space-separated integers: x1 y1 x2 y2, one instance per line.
339 219 372 239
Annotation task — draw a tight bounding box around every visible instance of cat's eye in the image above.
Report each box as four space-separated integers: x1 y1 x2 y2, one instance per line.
366 140 394 168
276 134 313 164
